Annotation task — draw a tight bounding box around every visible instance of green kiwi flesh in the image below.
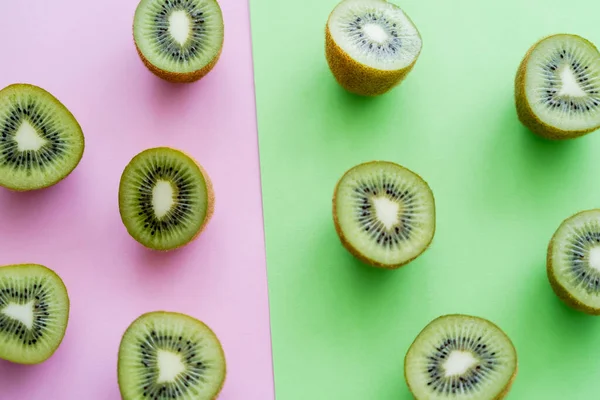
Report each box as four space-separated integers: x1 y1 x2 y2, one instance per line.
118 311 226 400
119 147 214 251
333 161 435 269
0 84 84 191
515 34 600 139
133 0 224 83
547 209 600 314
404 314 518 400
0 264 70 364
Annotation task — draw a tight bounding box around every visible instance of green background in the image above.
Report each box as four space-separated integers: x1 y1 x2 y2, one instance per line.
249 0 600 398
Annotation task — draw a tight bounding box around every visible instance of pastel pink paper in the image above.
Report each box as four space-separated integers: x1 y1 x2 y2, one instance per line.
0 0 274 399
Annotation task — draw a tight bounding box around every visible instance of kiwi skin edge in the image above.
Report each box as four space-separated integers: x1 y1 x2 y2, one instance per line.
325 18 421 96
0 263 70 365
134 43 223 84
404 314 518 400
546 210 600 315
514 34 600 140
332 161 435 270
117 311 227 400
118 147 215 252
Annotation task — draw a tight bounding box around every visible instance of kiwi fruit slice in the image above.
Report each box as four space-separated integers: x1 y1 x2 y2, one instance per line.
118 311 226 400
325 0 422 96
332 161 435 269
119 147 214 251
405 314 518 400
546 209 600 315
515 34 600 140
0 263 70 364
133 0 224 83
0 84 84 191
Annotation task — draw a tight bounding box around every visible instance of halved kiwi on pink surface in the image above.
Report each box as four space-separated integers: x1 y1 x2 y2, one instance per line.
0 263 70 365
119 147 215 251
133 0 224 83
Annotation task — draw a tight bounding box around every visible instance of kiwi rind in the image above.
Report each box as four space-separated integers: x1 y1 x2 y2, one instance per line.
0 83 85 191
134 42 224 84
0 263 70 365
117 311 227 400
118 147 215 252
515 33 600 140
325 2 422 97
404 314 518 400
132 0 224 84
547 209 600 315
332 160 435 269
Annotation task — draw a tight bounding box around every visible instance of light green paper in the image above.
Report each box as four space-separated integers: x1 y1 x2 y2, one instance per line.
249 0 600 398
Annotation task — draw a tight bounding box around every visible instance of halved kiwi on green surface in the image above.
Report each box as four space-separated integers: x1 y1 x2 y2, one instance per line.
546 209 600 314
118 311 226 400
405 314 518 400
333 161 435 269
119 147 214 251
133 0 224 83
515 34 600 139
325 0 422 96
0 263 70 364
0 84 84 191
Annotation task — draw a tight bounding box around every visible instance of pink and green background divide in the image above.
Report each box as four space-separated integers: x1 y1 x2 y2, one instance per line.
2 0 600 398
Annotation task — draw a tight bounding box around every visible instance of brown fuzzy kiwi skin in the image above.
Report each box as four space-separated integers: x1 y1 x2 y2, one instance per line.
118 147 215 252
546 210 600 315
332 161 435 269
325 24 420 97
117 311 227 400
404 314 518 400
0 83 85 192
134 41 223 84
0 263 70 365
515 34 600 140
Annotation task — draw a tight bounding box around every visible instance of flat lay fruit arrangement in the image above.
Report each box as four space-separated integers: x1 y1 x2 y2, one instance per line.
2 0 600 398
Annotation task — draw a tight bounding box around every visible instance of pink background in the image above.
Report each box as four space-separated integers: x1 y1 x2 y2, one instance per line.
0 0 274 399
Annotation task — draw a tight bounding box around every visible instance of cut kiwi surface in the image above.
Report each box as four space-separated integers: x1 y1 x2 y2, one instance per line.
515 34 600 139
547 209 600 314
133 0 224 83
118 311 226 400
405 314 517 400
0 264 70 365
333 161 435 269
0 84 84 191
119 147 214 251
325 0 422 96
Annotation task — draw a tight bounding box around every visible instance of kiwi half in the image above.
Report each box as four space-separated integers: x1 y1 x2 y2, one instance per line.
546 209 600 315
0 264 70 364
133 0 224 83
404 314 518 400
325 0 422 96
515 34 600 140
332 161 435 269
0 84 84 191
119 147 214 251
118 311 226 400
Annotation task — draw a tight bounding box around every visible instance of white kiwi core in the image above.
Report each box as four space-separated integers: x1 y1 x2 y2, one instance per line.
1 301 35 330
14 120 47 151
152 180 175 219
